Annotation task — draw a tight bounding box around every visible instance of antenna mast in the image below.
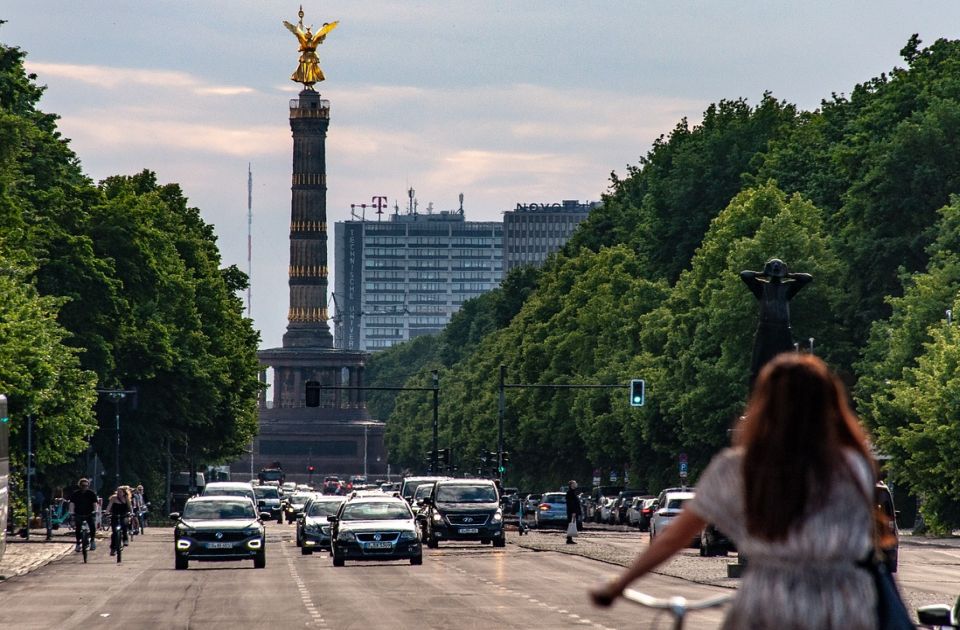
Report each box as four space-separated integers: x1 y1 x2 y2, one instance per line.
247 163 253 316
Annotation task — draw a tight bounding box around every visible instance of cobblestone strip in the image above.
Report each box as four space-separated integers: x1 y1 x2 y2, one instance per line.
0 542 74 581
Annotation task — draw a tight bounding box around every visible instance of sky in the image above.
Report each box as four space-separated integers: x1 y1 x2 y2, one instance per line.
3 1 960 350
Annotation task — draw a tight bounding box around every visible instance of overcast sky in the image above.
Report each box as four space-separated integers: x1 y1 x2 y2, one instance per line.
3 2 959 350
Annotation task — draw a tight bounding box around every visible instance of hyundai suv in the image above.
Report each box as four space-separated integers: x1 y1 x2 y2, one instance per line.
420 479 504 547
328 494 422 566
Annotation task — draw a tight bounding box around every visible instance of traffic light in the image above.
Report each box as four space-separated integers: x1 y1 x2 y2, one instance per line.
629 379 645 407
307 465 315 474
501 452 510 464
0 394 7 423
438 448 450 465
305 381 321 407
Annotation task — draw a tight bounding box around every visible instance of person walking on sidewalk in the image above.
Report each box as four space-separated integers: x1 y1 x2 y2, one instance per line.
566 480 582 544
68 478 98 552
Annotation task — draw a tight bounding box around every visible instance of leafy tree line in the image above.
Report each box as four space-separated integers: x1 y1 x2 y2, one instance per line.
374 36 960 530
0 38 261 509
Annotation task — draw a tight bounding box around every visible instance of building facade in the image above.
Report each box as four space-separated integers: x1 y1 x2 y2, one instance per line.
502 200 598 272
334 211 503 351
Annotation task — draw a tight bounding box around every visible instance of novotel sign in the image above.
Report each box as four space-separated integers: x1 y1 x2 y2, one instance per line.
516 203 564 210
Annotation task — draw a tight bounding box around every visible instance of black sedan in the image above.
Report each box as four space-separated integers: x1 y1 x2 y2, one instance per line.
328 495 422 566
297 496 345 554
170 496 270 570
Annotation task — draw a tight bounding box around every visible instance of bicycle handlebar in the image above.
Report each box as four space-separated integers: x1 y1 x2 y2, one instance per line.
622 588 733 613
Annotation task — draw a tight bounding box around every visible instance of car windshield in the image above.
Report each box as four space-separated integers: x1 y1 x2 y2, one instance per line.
436 484 498 503
307 501 343 517
340 502 411 521
402 480 434 499
184 500 255 520
253 487 279 499
206 488 251 497
542 493 565 504
414 484 434 500
666 498 689 510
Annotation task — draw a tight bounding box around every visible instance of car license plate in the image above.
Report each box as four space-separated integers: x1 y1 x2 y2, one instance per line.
366 541 392 549
459 527 479 534
206 542 234 549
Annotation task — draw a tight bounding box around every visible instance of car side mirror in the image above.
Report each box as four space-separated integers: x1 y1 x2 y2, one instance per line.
916 604 953 627
327 516 338 523
259 512 272 521
169 512 181 521
423 497 433 506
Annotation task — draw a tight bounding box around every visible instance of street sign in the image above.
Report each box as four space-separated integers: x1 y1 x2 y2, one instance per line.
609 471 618 482
592 476 601 486
679 461 688 477
679 453 688 463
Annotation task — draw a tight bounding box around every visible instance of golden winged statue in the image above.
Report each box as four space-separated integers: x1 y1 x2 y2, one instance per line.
283 7 339 88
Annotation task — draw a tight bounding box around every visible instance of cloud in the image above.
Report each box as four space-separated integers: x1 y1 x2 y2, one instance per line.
25 61 256 97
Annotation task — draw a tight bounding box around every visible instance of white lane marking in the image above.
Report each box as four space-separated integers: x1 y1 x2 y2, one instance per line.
282 543 326 627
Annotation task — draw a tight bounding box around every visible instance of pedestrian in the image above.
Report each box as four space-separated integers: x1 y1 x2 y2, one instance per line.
590 353 888 629
565 479 582 545
67 478 98 552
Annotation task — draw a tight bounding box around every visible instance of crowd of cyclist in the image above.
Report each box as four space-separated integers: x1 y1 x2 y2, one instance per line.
67 477 149 556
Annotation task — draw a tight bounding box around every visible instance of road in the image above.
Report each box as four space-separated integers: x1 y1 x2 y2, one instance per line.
1 522 957 629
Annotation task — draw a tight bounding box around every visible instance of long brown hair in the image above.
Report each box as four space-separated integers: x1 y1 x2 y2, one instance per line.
736 353 872 541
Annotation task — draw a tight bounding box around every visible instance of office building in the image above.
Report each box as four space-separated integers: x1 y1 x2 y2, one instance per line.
334 210 503 351
503 200 599 272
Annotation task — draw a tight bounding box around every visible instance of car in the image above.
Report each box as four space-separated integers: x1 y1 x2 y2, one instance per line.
281 481 297 495
876 481 899 572
636 497 657 531
522 494 542 516
283 491 316 523
321 476 343 495
501 487 521 514
170 495 270 570
411 482 437 531
296 495 346 554
399 476 449 504
202 482 258 510
328 494 422 566
649 489 696 546
612 490 649 525
252 485 283 523
591 486 624 523
699 523 735 556
625 497 648 528
420 479 505 548
534 492 569 529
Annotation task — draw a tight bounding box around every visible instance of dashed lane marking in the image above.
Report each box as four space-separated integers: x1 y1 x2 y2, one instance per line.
282 543 327 627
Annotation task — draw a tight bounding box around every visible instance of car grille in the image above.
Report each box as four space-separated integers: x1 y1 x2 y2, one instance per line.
188 531 249 542
356 532 400 543
446 514 489 526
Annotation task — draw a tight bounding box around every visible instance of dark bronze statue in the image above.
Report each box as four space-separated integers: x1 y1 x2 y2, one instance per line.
740 259 812 387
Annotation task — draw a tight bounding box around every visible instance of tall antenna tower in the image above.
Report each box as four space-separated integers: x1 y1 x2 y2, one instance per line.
247 163 253 316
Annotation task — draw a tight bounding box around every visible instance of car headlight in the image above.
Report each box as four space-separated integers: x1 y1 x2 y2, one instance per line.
305 523 320 533
399 531 418 541
492 510 503 522
432 512 443 522
338 531 356 542
320 526 331 535
176 539 191 550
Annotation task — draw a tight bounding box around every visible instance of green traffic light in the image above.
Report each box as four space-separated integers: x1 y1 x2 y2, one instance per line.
0 416 8 423
498 466 505 473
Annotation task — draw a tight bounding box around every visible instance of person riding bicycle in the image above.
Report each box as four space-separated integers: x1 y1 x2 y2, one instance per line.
591 354 886 630
68 478 98 552
107 486 132 556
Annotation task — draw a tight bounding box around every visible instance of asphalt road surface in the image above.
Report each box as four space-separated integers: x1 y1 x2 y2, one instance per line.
1 522 957 629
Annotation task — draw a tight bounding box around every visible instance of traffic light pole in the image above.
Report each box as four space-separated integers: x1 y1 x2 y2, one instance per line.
432 370 439 475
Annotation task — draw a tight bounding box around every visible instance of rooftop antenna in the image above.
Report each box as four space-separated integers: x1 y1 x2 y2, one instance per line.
407 187 415 215
458 192 464 215
247 163 252 317
426 202 434 215
393 201 400 216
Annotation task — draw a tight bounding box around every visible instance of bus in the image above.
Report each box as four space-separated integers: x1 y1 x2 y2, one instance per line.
0 395 9 561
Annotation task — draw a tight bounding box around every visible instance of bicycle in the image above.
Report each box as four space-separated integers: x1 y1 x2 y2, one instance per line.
111 520 123 563
622 588 733 630
79 519 91 563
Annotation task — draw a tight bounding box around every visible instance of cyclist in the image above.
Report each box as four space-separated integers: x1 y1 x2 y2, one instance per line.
591 354 883 630
107 486 132 555
68 478 98 552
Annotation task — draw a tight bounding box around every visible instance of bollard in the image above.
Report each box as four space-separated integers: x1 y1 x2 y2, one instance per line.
45 506 53 541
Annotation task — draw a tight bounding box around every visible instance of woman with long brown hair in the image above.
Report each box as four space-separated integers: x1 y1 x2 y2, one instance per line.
591 354 879 629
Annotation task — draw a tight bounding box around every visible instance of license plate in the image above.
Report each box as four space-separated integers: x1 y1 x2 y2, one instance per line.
366 541 392 549
459 527 479 534
206 542 233 549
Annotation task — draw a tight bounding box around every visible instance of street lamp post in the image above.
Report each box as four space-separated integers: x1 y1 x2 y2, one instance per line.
96 388 137 488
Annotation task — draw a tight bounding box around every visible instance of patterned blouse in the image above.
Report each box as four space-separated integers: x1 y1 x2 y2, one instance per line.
688 447 876 630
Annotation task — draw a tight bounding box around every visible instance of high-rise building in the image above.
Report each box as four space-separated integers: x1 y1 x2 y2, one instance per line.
503 200 599 272
334 210 503 351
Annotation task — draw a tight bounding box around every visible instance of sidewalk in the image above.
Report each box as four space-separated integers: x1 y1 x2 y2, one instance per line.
0 529 78 582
